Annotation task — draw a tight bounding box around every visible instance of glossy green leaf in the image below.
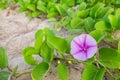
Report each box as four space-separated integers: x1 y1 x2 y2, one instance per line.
41 42 54 62
90 3 105 18
82 64 105 80
108 15 118 29
71 17 83 28
35 29 43 40
32 12 41 18
32 62 49 80
99 48 120 68
96 6 111 18
47 34 67 53
0 47 8 68
55 4 66 15
57 63 68 80
90 30 105 43
84 17 95 32
22 47 38 65
27 4 36 11
95 21 110 31
60 0 75 7
34 34 44 51
37 0 47 12
78 2 87 11
0 71 10 80
77 10 88 18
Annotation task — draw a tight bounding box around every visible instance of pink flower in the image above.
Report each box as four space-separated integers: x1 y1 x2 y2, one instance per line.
71 34 97 61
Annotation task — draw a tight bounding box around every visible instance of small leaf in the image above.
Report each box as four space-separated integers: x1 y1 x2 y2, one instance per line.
27 4 36 11
71 17 83 28
32 12 41 18
77 10 88 18
82 64 105 80
55 4 66 15
22 47 38 65
90 30 105 43
95 21 111 31
35 29 43 40
41 42 54 62
32 62 49 80
57 63 68 80
47 35 67 53
108 15 118 29
90 3 105 18
78 2 87 11
0 47 8 68
0 71 10 80
99 48 120 68
37 0 47 12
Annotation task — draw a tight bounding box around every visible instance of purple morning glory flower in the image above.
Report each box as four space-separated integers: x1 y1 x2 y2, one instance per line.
70 34 97 61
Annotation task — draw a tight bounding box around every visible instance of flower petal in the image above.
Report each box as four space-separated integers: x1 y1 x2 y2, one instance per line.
85 34 97 46
72 51 87 61
87 46 97 58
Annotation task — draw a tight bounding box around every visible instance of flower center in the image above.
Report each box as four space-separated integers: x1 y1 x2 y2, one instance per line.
82 47 87 52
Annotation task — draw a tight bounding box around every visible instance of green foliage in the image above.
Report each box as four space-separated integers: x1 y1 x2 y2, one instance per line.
2 0 120 79
90 30 105 43
99 48 120 68
0 71 10 80
82 64 105 80
41 42 54 62
32 62 49 80
0 47 8 69
57 63 68 80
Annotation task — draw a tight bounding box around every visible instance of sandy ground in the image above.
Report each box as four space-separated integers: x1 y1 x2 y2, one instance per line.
0 9 84 80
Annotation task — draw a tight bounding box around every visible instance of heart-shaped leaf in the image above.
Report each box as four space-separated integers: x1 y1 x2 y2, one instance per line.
82 64 105 80
32 62 49 80
99 48 120 68
57 63 68 80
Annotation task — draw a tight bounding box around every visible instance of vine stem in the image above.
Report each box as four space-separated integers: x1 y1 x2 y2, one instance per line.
96 60 117 79
16 70 32 78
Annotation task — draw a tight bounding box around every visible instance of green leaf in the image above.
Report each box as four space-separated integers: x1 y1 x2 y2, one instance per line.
0 47 8 68
71 17 83 28
32 12 41 18
0 71 10 80
37 0 47 12
34 34 44 52
90 30 105 43
84 17 95 32
77 10 88 18
22 47 38 56
96 6 111 18
78 2 87 11
41 42 54 62
22 47 38 65
95 21 111 31
82 64 105 80
55 4 66 15
27 4 36 11
47 34 67 53
47 11 58 18
57 63 68 80
60 0 75 7
108 15 118 29
32 62 49 80
99 48 120 68
90 3 105 18
35 29 43 40
66 35 75 53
